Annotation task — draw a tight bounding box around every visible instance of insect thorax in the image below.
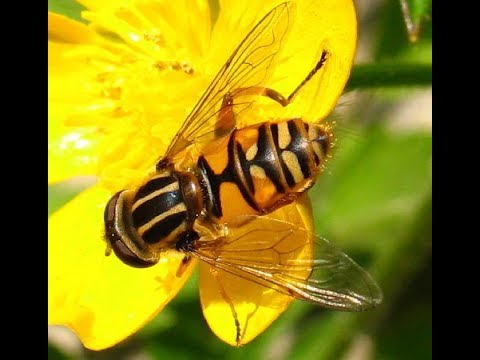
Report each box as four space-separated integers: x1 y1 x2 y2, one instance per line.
104 168 204 267
130 170 203 248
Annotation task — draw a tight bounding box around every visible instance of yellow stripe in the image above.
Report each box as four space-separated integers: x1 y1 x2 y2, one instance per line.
312 142 322 160
137 202 187 235
281 151 304 183
131 181 179 211
250 164 267 179
278 122 291 149
150 172 171 180
246 143 258 161
308 125 319 141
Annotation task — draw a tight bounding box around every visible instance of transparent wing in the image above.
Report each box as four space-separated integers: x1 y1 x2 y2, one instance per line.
191 215 382 311
164 2 293 159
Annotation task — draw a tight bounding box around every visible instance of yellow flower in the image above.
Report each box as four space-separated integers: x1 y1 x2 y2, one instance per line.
48 0 357 350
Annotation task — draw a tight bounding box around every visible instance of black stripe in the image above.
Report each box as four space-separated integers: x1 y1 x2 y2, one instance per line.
132 190 183 227
223 134 259 210
286 120 311 179
316 127 331 157
142 211 187 244
197 156 223 217
304 122 320 165
134 176 177 202
252 124 286 193
312 150 320 166
236 142 255 194
271 123 296 187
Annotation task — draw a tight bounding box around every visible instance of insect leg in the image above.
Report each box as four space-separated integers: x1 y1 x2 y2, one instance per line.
286 49 328 103
214 50 327 136
176 255 192 277
104 242 112 256
231 49 328 107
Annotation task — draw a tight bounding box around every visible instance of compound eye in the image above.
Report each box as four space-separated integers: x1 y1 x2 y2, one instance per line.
104 191 157 268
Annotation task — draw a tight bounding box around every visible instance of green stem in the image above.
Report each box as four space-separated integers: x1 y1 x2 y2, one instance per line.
346 63 432 90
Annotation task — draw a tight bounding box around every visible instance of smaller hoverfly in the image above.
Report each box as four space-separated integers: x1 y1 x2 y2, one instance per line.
104 1 382 340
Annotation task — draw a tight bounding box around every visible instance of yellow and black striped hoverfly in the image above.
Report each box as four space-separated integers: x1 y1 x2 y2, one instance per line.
104 1 382 327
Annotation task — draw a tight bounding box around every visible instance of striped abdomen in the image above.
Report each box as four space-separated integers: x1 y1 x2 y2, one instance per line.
197 118 332 223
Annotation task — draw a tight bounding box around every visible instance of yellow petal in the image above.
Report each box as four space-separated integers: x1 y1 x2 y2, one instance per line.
210 0 357 122
48 185 196 350
78 0 211 61
199 195 314 346
48 115 101 184
274 0 357 121
48 4 213 188
76 0 123 10
207 0 284 73
48 15 103 184
48 12 96 43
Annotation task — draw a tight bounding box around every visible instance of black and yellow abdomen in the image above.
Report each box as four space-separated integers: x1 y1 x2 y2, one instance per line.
197 118 332 224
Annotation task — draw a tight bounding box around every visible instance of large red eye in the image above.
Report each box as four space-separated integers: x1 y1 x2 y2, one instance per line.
104 191 157 268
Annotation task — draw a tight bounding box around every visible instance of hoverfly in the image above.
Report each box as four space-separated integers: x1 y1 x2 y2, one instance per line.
104 0 382 338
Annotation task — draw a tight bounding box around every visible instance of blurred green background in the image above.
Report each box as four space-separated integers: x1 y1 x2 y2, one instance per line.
48 0 432 359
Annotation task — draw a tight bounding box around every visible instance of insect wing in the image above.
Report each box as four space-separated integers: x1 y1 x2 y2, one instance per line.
164 2 293 159
192 215 382 311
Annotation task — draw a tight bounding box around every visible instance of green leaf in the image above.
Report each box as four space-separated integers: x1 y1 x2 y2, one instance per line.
402 0 432 24
48 178 95 216
288 312 358 360
375 0 431 61
346 64 431 90
376 305 432 360
400 0 432 42
48 344 71 360
48 0 85 23
310 126 431 252
375 254 432 360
